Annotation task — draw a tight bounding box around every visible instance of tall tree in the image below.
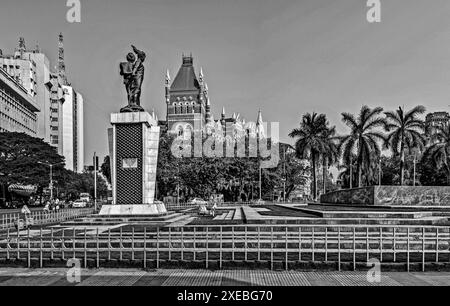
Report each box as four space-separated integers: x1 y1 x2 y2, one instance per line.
289 113 333 200
339 106 386 187
384 106 426 185
0 132 65 188
424 124 450 184
320 126 339 195
100 156 111 183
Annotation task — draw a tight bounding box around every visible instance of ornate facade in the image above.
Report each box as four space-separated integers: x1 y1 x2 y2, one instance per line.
164 54 265 140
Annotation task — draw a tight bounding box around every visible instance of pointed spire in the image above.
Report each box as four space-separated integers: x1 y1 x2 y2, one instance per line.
206 96 211 106
204 82 208 92
199 67 204 84
257 109 263 125
18 37 26 51
165 69 171 86
222 107 226 119
256 110 265 138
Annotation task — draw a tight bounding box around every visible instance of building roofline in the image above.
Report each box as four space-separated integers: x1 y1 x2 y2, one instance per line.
0 68 40 112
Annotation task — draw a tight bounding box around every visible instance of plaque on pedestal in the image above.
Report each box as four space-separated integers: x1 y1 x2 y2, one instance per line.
99 111 166 216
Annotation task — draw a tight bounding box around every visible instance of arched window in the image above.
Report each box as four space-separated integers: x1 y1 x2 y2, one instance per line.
184 124 193 140
176 124 184 137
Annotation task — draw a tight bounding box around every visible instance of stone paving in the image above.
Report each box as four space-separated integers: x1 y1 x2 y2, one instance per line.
0 268 449 286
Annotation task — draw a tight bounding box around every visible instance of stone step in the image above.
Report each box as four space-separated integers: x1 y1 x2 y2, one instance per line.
75 213 183 223
225 211 234 220
234 208 243 220
276 205 436 219
246 217 449 226
62 213 189 226
167 216 196 228
84 212 178 219
213 214 227 221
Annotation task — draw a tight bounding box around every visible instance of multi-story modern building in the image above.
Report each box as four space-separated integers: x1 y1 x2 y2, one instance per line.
48 72 66 155
0 38 53 142
0 67 40 135
0 35 84 170
62 85 84 173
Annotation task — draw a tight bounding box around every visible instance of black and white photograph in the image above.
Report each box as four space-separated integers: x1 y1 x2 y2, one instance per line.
0 0 450 295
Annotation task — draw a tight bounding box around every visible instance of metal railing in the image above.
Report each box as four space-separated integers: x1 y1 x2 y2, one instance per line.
0 208 94 230
0 224 449 271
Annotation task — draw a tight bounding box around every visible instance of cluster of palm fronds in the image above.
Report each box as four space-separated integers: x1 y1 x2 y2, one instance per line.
289 105 450 200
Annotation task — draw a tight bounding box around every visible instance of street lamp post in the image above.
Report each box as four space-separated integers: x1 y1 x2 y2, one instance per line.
0 172 5 207
259 165 262 201
413 152 417 187
378 158 382 187
93 152 99 211
283 146 286 203
349 157 353 190
38 161 63 201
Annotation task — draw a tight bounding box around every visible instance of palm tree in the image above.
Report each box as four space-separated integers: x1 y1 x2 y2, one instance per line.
320 126 339 195
384 106 426 185
340 106 386 188
425 124 450 184
337 159 357 189
289 113 333 200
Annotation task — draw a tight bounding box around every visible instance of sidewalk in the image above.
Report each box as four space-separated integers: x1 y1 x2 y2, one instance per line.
0 268 449 286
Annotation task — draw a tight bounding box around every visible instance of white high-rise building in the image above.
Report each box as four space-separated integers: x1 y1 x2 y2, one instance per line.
62 85 84 173
0 37 65 153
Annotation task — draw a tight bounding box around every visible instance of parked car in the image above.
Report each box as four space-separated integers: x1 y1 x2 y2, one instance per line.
72 200 87 208
15 216 34 230
252 199 266 206
79 193 91 203
189 198 208 206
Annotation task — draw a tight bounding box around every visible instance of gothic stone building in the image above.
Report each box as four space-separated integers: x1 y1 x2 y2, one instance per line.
163 55 264 139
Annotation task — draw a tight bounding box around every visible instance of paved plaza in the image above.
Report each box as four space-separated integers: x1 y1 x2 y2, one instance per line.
0 268 449 286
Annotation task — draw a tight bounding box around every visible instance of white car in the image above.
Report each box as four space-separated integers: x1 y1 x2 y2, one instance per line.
252 199 266 206
72 200 87 208
189 198 208 206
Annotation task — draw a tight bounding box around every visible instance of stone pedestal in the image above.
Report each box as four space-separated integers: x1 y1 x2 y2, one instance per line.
99 111 167 216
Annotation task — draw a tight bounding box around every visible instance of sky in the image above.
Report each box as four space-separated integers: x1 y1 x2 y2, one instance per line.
1 0 450 162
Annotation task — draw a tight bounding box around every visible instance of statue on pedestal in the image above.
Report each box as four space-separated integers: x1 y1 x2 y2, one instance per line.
120 45 147 113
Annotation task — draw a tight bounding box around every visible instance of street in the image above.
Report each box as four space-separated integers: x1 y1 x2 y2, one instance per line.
0 268 449 286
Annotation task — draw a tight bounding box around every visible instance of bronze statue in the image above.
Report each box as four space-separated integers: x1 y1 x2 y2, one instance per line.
120 45 147 112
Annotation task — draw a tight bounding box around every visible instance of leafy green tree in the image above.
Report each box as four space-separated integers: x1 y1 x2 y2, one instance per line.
339 106 386 188
278 145 311 200
337 156 357 189
100 156 111 183
418 154 449 186
156 132 288 202
0 132 66 187
384 106 426 185
424 124 450 184
320 126 339 195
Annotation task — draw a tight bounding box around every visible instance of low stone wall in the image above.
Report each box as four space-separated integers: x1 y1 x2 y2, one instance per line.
375 186 450 206
320 186 450 207
320 187 374 206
